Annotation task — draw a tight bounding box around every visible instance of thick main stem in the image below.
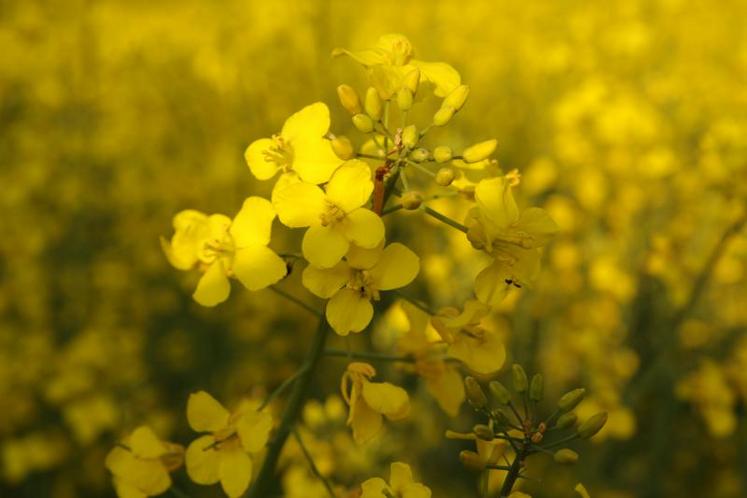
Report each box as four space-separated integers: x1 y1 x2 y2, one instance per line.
498 441 529 498
247 317 330 498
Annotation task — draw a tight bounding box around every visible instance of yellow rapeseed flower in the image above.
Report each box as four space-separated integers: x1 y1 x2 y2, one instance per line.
184 391 273 498
340 363 410 444
161 197 287 306
302 242 420 335
360 461 431 498
273 160 385 269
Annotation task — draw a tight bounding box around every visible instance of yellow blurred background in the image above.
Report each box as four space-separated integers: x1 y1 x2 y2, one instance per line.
1 0 746 497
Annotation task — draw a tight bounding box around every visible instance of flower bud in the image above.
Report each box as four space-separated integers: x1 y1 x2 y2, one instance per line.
433 146 453 163
435 167 455 186
459 450 485 471
402 125 418 149
462 139 498 163
397 88 413 111
553 449 579 465
578 412 607 439
409 148 430 163
555 412 577 430
473 424 494 441
337 84 361 114
401 191 423 210
433 105 455 126
465 376 487 409
365 87 382 120
489 380 512 405
512 364 528 393
529 374 544 402
352 114 374 133
443 84 470 111
403 68 420 93
330 136 354 160
557 388 586 413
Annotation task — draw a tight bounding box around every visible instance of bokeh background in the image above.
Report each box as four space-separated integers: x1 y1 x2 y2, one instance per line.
1 0 746 497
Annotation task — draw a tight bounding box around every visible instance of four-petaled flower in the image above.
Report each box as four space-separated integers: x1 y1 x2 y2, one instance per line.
360 461 431 498
184 391 273 498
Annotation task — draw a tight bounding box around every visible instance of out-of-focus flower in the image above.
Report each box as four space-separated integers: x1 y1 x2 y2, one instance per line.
360 461 431 498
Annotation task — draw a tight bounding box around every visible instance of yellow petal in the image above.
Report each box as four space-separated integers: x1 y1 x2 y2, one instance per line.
475 177 519 229
237 410 273 454
474 261 510 307
129 426 166 459
230 196 276 248
389 462 414 492
338 208 385 249
281 102 330 144
346 242 384 270
282 103 341 184
187 391 230 433
325 160 373 213
402 483 432 498
302 225 350 268
218 448 253 498
350 395 383 444
185 435 220 485
233 246 287 291
193 260 231 307
332 47 388 66
244 138 280 180
362 381 410 420
411 59 461 97
449 329 506 375
575 483 591 498
369 243 420 291
272 182 326 228
361 477 390 498
326 288 373 336
426 366 465 417
517 207 558 247
113 478 148 498
105 446 135 476
302 262 351 299
270 171 301 205
108 447 171 496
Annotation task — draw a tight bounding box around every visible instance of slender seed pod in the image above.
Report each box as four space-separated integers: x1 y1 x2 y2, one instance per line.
555 412 578 430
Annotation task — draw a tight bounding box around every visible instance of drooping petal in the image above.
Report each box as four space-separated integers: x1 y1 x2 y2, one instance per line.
185 436 220 485
360 477 391 498
350 395 383 444
230 197 276 248
232 246 287 291
193 260 231 307
361 381 411 420
575 483 591 498
113 478 148 498
186 391 230 433
272 182 326 228
218 448 253 498
325 160 374 213
369 243 420 291
331 47 388 66
302 262 350 299
236 410 273 454
326 288 373 335
474 261 510 307
244 138 280 180
516 207 558 248
302 225 350 268
475 177 519 230
402 483 432 498
425 366 465 418
411 59 461 97
389 462 414 492
129 426 166 459
338 208 385 249
448 328 506 375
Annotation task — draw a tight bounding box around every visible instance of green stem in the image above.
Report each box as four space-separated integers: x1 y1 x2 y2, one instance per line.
269 286 321 317
258 365 309 411
324 349 415 363
247 317 331 498
498 443 529 498
292 428 337 498
423 206 469 234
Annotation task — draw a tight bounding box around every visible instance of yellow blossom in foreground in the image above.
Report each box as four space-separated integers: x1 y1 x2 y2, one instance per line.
161 197 287 306
466 174 557 306
303 242 420 335
340 363 410 444
360 461 431 498
105 426 184 498
184 391 273 497
431 299 506 375
244 102 341 187
333 33 460 99
273 159 385 268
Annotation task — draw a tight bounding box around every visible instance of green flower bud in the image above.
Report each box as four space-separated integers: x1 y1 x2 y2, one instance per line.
409 148 430 163
433 146 453 163
489 380 512 405
555 412 578 430
578 412 607 439
401 191 423 210
462 139 498 163
473 424 494 441
444 84 470 111
512 364 528 393
433 105 455 127
330 136 354 160
402 125 418 149
530 374 544 402
557 388 586 413
465 376 487 409
397 88 413 111
459 450 485 471
352 114 374 133
553 449 579 465
365 87 382 120
403 67 420 93
435 167 455 186
337 84 361 115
